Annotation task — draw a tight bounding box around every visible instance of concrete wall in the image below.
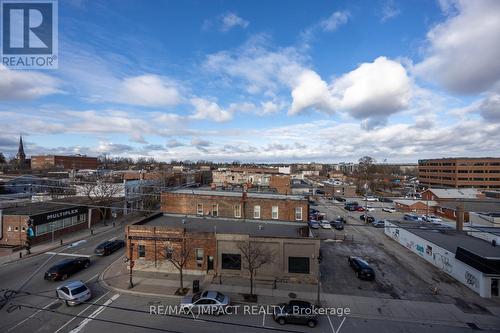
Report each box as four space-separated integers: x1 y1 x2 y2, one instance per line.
384 221 492 298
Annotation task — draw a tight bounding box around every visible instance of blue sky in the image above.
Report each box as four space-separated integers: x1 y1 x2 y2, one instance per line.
1 0 500 163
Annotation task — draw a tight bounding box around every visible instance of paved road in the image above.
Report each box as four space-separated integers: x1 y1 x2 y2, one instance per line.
0 223 127 333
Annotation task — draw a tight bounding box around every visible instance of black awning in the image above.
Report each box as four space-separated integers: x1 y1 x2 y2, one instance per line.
455 247 500 275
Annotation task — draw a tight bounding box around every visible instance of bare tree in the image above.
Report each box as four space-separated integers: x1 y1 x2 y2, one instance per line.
237 241 273 296
160 236 196 291
79 176 123 226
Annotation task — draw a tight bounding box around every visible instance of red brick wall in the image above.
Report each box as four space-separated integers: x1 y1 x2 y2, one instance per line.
0 215 28 246
161 192 308 222
269 175 291 195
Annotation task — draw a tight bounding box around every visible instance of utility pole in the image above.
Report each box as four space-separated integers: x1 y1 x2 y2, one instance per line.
364 183 368 223
128 240 134 289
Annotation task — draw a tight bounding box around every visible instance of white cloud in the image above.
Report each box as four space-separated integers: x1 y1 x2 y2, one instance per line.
331 57 412 120
320 11 350 31
415 0 500 94
220 12 249 31
0 65 61 100
475 94 500 122
118 75 182 107
289 70 337 115
189 97 232 122
380 0 400 22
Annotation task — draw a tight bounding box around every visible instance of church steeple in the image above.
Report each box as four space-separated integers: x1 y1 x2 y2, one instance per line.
16 135 26 169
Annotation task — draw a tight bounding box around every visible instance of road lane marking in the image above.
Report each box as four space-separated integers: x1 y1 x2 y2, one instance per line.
262 313 266 326
45 252 92 258
53 290 111 333
350 225 361 234
6 299 59 332
327 316 346 333
69 293 120 333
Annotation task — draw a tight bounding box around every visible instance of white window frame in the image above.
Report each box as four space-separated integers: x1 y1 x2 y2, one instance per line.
253 205 261 219
295 207 303 221
197 203 203 216
234 204 241 218
272 206 279 219
195 248 204 262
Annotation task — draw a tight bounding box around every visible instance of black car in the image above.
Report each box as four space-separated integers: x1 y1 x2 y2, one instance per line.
273 300 318 328
44 257 91 281
334 196 346 202
378 197 393 203
330 220 344 230
359 214 375 223
348 256 375 280
94 239 125 256
344 202 359 211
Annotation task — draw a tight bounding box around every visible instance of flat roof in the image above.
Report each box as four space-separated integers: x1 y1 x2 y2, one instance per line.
141 214 308 238
390 221 500 258
1 197 96 215
167 188 306 201
439 200 500 213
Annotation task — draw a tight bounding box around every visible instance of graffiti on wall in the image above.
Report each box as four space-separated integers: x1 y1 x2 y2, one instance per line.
416 244 424 256
465 271 479 289
434 253 453 274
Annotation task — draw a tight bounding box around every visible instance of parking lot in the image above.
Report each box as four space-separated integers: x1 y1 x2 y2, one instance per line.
311 197 499 313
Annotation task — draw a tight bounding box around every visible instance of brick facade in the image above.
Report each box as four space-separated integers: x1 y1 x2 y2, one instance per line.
269 174 291 194
31 155 99 170
161 191 308 222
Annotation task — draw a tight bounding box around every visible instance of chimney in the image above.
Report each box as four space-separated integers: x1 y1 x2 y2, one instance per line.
456 204 464 231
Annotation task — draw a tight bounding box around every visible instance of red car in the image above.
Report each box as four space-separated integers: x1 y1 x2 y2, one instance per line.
356 207 365 212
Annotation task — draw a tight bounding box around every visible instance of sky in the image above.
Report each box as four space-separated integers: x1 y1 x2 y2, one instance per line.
1 0 500 163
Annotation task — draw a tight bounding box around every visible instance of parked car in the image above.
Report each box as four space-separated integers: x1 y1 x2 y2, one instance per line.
309 208 319 215
334 196 346 202
366 206 375 212
348 256 375 280
356 206 365 212
273 300 318 328
422 215 443 224
372 220 385 228
330 220 344 230
364 196 378 202
308 220 320 229
94 239 125 256
320 220 332 229
344 202 359 211
180 291 230 314
56 280 91 306
44 257 91 281
378 197 393 203
404 213 421 221
382 207 396 213
359 215 375 223
336 216 347 224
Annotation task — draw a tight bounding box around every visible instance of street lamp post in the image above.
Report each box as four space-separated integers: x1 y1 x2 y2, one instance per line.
364 183 368 223
128 241 134 289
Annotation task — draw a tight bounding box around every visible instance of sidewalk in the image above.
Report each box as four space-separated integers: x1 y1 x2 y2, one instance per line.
101 258 500 331
0 212 143 266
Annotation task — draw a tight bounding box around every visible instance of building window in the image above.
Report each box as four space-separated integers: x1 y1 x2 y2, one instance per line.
138 244 146 258
272 206 279 219
234 204 241 218
221 253 241 270
295 207 303 221
253 205 261 219
197 204 203 216
195 248 204 262
288 257 310 274
165 247 173 259
212 204 218 217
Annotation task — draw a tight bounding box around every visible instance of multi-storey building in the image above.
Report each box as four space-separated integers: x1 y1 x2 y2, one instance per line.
418 158 500 189
161 189 308 222
31 155 99 170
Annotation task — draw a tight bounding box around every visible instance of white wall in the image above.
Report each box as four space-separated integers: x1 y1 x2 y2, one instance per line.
384 222 492 298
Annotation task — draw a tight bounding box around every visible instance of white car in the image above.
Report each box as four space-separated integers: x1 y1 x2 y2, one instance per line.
56 280 91 306
422 215 443 224
364 196 378 202
320 220 332 229
382 207 396 213
366 206 375 212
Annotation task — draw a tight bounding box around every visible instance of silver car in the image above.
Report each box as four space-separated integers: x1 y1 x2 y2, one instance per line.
56 280 91 306
180 291 230 313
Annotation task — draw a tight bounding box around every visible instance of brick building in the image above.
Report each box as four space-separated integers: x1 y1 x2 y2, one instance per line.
31 155 99 170
0 200 106 247
212 167 281 188
126 215 319 283
161 189 308 222
418 158 500 189
393 199 438 214
269 174 291 194
323 183 357 199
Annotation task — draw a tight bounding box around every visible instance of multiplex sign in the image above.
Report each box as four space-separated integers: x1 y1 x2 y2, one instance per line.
30 206 86 225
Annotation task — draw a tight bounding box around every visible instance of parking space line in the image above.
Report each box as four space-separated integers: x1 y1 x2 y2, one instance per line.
45 252 92 258
262 313 266 326
6 299 59 332
350 225 361 234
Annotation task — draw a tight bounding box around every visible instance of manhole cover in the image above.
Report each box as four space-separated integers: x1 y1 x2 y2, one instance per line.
288 292 297 299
